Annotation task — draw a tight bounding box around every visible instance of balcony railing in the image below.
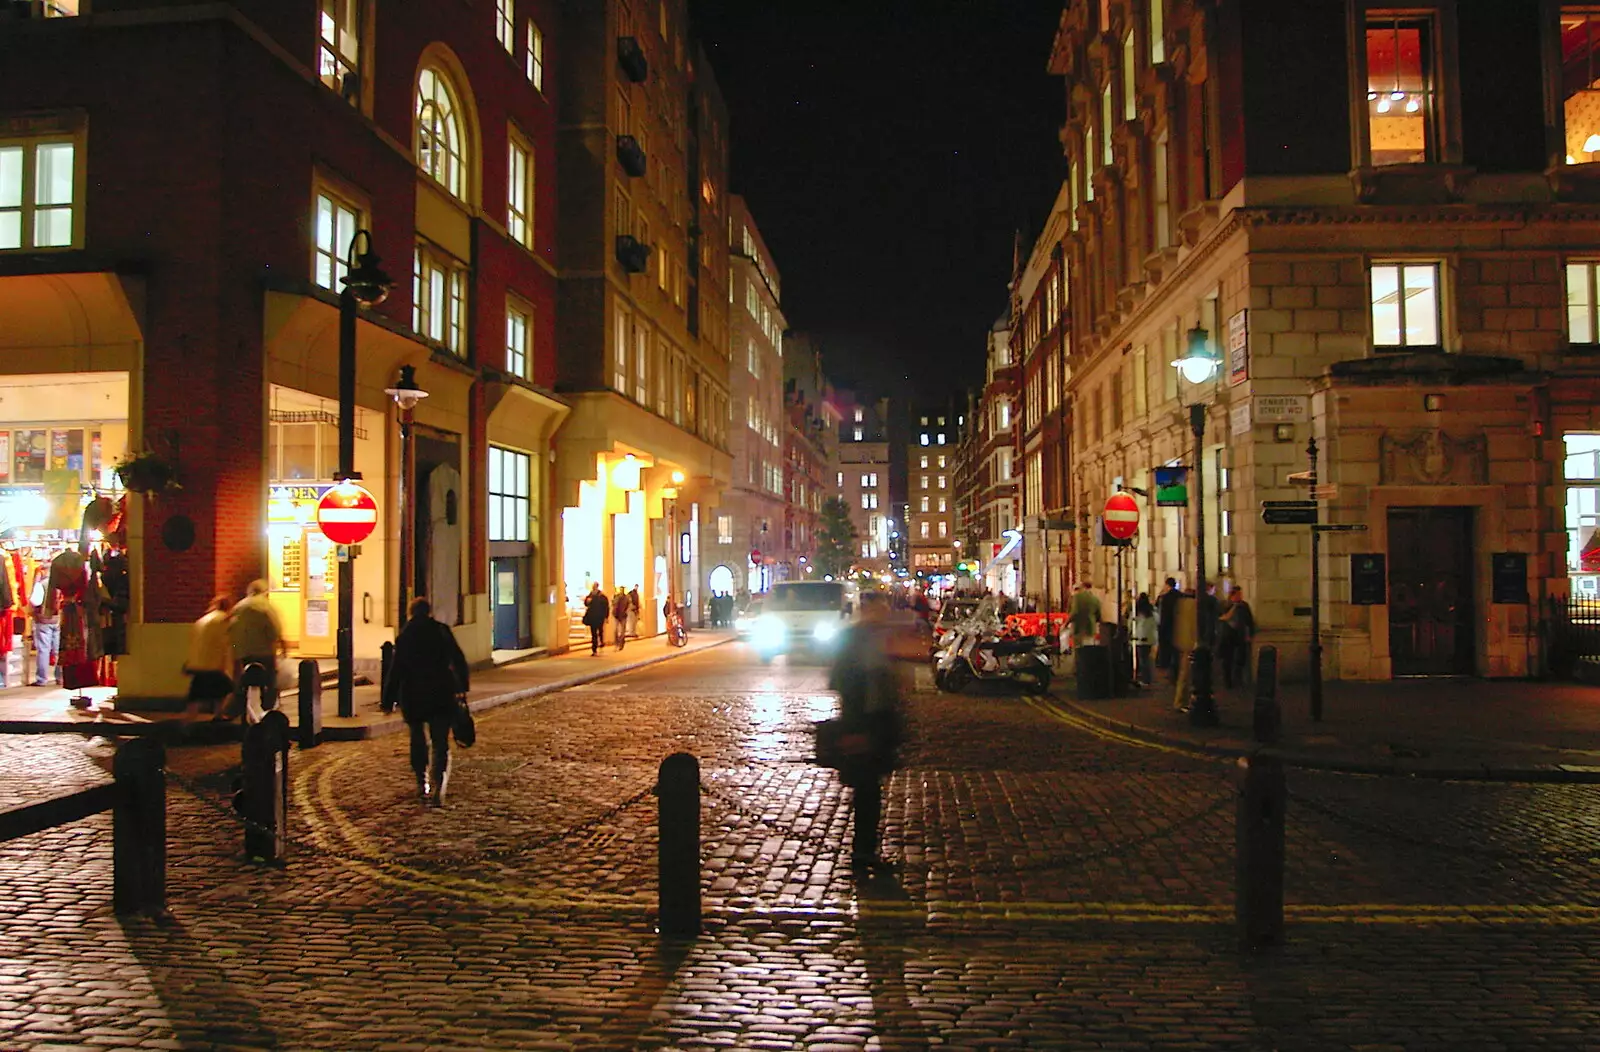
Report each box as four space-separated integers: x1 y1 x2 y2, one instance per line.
617 36 649 83
616 134 647 178
615 234 652 274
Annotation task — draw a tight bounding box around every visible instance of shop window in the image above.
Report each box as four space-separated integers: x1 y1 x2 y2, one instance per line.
413 242 467 354
1567 260 1600 344
1562 9 1600 163
1566 434 1600 577
312 187 361 292
495 0 514 53
1369 262 1441 351
505 297 530 379
1363 12 1439 166
527 21 545 90
0 137 77 251
318 0 362 101
488 446 530 542
416 67 466 199
507 131 533 248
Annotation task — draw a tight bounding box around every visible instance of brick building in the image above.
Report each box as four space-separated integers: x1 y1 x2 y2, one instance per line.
1048 0 1600 680
1 0 566 696
954 314 1022 596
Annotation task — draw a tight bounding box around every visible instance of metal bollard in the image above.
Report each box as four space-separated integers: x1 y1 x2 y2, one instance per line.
112 738 167 917
380 641 394 699
297 658 322 750
656 752 701 937
1235 752 1286 952
1252 646 1281 745
241 710 291 865
1188 646 1219 727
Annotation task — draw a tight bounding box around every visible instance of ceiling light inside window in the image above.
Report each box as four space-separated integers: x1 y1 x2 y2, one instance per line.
1586 134 1600 154
1377 98 1391 113
1405 97 1420 113
1390 90 1406 100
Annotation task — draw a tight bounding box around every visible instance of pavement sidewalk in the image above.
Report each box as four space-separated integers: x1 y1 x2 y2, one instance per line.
1058 661 1600 782
0 630 733 741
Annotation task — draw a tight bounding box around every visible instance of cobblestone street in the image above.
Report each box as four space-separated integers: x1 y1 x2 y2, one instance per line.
5 646 1600 1050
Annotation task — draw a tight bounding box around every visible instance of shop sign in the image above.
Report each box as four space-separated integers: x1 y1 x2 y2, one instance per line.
1253 395 1310 422
680 532 693 565
1154 465 1189 507
269 483 335 525
1227 310 1249 385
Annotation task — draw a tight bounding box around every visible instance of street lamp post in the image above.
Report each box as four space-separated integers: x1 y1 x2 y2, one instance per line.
1172 323 1220 727
384 366 429 634
335 230 392 718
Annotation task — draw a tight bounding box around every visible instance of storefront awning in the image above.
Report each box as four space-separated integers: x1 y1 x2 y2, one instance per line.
0 271 142 372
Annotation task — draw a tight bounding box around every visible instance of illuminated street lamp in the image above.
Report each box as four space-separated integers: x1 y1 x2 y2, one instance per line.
1172 323 1219 727
335 230 392 718
384 365 429 634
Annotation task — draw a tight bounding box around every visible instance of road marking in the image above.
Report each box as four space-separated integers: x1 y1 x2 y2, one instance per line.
1022 695 1215 761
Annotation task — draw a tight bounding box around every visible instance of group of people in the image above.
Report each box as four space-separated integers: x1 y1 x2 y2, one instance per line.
578 583 682 655
1130 577 1256 689
183 579 289 721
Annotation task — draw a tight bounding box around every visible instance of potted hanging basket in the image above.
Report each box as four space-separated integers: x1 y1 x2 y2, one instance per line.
114 451 181 496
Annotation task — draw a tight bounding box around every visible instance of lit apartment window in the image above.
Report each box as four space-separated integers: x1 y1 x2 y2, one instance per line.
1083 125 1095 200
999 402 1011 430
920 496 929 512
920 455 928 469
854 407 864 422
1568 261 1600 344
717 515 733 544
1369 262 1441 351
837 471 844 487
920 416 929 425
488 446 530 541
413 243 467 353
1101 82 1114 165
920 433 930 446
312 188 359 290
0 135 77 251
417 67 467 199
938 498 947 513
920 521 930 539
937 433 946 445
1123 32 1137 120
634 326 648 403
852 427 863 440
1564 10 1600 162
1153 132 1171 250
495 0 514 52
1364 13 1437 166
920 475 929 489
613 307 630 391
318 0 362 99
507 132 533 248
1150 0 1165 63
526 21 545 89
938 475 947 489
938 521 948 538
861 493 871 510
505 298 530 378
937 456 946 468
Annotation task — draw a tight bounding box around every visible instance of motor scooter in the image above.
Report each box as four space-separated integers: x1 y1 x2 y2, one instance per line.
934 620 1054 694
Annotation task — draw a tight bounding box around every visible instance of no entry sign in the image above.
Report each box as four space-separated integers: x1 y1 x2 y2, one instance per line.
1102 492 1140 541
316 481 378 545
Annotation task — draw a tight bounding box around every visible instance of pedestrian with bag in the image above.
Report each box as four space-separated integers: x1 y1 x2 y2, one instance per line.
183 595 234 717
581 582 609 656
381 597 471 806
612 587 631 651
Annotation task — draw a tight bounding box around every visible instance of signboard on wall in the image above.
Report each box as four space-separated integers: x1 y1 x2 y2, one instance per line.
1230 401 1252 436
1153 465 1189 507
1227 310 1249 385
1254 395 1310 422
1491 552 1529 604
1350 553 1386 605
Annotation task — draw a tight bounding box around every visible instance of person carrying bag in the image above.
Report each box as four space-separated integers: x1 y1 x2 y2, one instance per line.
382 596 471 807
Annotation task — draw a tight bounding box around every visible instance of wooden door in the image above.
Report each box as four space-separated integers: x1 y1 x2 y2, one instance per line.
1387 507 1475 676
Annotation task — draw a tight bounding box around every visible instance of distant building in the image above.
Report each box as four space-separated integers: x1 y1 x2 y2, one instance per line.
954 314 1021 596
907 405 959 583
835 391 892 575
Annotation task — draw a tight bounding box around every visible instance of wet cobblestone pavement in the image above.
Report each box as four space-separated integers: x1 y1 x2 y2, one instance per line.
4 648 1600 1049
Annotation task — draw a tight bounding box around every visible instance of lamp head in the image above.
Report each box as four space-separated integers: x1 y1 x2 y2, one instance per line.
383 364 429 411
341 230 393 308
670 470 685 484
1172 323 1219 384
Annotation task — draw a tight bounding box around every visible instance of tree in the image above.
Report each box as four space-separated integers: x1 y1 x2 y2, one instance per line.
812 497 858 579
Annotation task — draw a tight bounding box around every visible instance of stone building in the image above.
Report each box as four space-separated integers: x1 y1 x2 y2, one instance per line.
907 405 959 582
1048 0 1600 680
835 391 893 575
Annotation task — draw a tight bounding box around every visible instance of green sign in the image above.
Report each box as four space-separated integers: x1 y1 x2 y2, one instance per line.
1153 466 1189 507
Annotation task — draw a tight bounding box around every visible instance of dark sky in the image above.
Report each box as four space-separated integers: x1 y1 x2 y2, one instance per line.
693 1 1067 405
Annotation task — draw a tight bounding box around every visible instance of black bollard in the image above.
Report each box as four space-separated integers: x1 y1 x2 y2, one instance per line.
112 738 167 917
1235 752 1287 952
297 658 323 750
1252 646 1281 745
380 641 394 700
656 752 701 937
241 710 291 864
1188 646 1219 727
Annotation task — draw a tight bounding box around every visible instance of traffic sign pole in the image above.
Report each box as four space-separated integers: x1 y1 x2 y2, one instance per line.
1308 438 1322 723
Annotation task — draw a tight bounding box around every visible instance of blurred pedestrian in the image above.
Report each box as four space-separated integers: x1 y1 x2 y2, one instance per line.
612 587 631 651
827 592 909 879
1155 577 1180 677
1217 586 1255 688
381 597 470 806
1131 592 1157 686
628 585 641 638
184 595 234 717
1067 580 1102 650
226 579 285 722
582 583 609 656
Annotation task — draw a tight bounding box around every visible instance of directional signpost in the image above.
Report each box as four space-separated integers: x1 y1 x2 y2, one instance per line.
1261 500 1318 526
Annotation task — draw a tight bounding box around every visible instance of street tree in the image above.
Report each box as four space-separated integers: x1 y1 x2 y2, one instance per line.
812 497 858 579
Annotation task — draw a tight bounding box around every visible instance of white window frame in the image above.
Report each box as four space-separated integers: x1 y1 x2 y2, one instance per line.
0 133 79 252
416 67 466 200
505 296 531 379
413 242 468 354
312 185 361 292
1369 260 1444 352
488 446 531 542
507 130 533 248
318 0 362 100
1567 259 1600 345
526 21 545 89
495 0 514 53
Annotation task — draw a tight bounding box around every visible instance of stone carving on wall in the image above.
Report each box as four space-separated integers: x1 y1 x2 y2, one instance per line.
1379 429 1488 486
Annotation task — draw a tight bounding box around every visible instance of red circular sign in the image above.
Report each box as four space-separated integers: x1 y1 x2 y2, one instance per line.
316 481 379 545
1102 492 1140 540
749 549 762 564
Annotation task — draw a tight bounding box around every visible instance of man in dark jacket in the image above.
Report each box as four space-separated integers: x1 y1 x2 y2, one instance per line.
1155 577 1181 677
581 583 609 656
382 597 470 806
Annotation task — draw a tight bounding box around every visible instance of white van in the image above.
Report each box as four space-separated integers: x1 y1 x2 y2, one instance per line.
750 581 850 662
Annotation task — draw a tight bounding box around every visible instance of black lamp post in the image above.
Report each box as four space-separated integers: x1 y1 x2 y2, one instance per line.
1172 323 1220 727
335 230 392 718
384 365 429 633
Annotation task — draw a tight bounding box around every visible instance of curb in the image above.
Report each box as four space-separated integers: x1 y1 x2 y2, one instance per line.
1053 695 1600 784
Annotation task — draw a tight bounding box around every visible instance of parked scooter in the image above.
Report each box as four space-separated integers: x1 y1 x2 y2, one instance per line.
932 597 1054 694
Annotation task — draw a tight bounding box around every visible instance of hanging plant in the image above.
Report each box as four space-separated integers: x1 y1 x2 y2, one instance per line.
114 450 181 496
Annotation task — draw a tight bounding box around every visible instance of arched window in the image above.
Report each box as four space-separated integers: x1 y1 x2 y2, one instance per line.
416 67 464 198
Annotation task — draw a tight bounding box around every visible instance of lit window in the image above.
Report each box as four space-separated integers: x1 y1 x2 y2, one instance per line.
0 138 76 251
413 243 468 354
920 521 930 539
920 433 929 446
507 132 533 248
938 521 948 538
852 427 863 441
488 446 531 542
527 21 545 89
311 188 359 291
1123 32 1137 121
920 496 929 512
837 472 843 487
861 493 871 510
937 433 946 444
920 475 929 489
614 306 630 392
854 407 864 422
1564 11 1600 162
938 456 946 468
416 67 466 199
920 455 928 469
1364 13 1437 166
495 0 514 53
1568 261 1600 344
505 298 530 378
1101 81 1114 165
718 515 733 544
1369 262 1441 351
1150 0 1165 63
938 498 947 513
938 475 947 489
318 0 361 99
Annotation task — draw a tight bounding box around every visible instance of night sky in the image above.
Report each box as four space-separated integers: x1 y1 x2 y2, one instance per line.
694 1 1067 405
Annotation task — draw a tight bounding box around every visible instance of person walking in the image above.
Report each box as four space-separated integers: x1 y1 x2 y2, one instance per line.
1131 593 1157 687
582 583 609 656
628 586 641 638
1067 580 1102 651
1218 586 1256 688
612 587 631 651
381 597 470 806
184 595 234 717
1155 577 1181 678
29 562 59 688
225 579 286 722
827 592 907 880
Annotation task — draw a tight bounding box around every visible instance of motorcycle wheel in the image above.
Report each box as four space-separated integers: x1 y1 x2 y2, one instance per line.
943 661 972 693
1031 668 1053 694
933 667 947 691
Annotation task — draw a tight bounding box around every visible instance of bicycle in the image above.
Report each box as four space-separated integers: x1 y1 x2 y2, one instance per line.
666 607 688 647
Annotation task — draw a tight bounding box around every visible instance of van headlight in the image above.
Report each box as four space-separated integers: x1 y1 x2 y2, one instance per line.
812 620 838 642
754 616 786 648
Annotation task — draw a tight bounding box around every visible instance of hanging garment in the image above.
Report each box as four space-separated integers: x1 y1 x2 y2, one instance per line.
427 463 463 626
51 551 97 689
99 551 129 656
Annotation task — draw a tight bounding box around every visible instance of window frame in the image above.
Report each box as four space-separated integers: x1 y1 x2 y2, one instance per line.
1350 3 1462 168
413 240 469 356
318 0 364 103
1567 259 1600 346
311 181 364 293
0 120 84 253
506 127 533 249
416 66 468 200
505 295 532 379
495 0 514 54
1368 259 1446 353
487 445 531 543
526 20 545 90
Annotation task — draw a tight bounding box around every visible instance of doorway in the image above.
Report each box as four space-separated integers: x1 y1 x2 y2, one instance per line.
1388 506 1475 676
491 555 530 650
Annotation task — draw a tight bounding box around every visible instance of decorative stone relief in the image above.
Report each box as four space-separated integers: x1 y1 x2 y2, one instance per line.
1378 429 1488 485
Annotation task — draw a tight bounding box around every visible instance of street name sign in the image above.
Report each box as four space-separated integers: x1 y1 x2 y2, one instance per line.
1262 499 1318 526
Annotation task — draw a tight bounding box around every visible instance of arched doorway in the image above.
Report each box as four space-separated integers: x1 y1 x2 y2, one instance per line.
708 564 734 595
